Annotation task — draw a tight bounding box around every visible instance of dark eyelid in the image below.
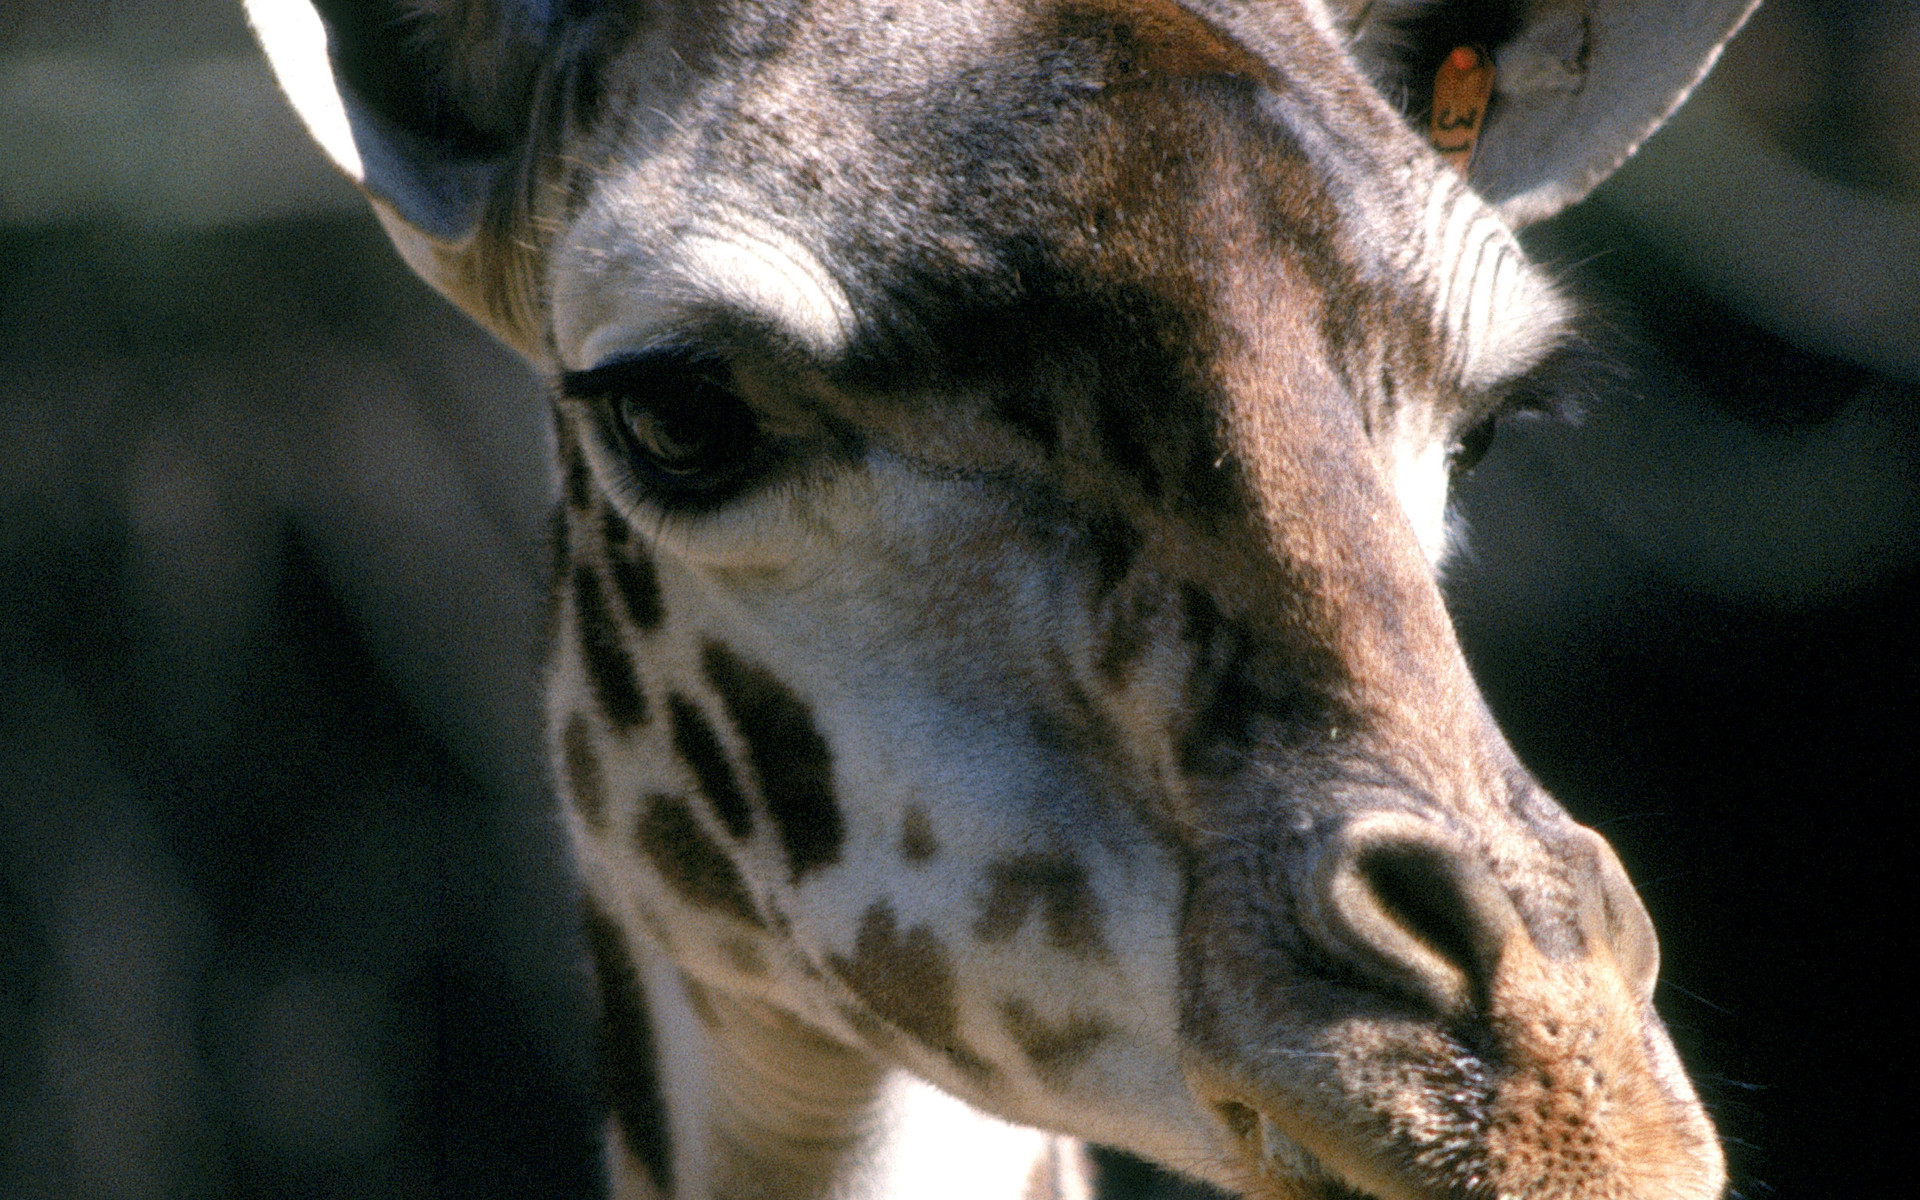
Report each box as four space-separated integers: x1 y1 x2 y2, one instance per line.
560 347 726 400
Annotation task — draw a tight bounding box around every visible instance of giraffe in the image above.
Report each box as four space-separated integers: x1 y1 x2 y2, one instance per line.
247 1 1757 1197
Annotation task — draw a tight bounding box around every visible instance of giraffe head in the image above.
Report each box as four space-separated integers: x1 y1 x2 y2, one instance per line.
252 1 1753 1196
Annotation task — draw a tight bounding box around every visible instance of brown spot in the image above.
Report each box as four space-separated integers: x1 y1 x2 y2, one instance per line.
581 902 673 1194
720 935 767 977
900 807 938 863
543 501 570 641
1001 999 1109 1088
973 854 1108 957
702 642 843 881
1095 587 1161 684
992 381 1061 455
1172 584 1326 775
680 973 721 1029
603 509 664 631
1031 662 1124 762
666 693 754 840
630 900 676 955
829 902 993 1080
838 1003 898 1052
562 158 596 223
601 506 631 549
561 712 606 829
1085 510 1142 600
556 414 593 510
634 793 765 929
573 565 646 729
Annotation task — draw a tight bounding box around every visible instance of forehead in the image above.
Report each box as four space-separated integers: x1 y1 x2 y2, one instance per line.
547 0 1546 445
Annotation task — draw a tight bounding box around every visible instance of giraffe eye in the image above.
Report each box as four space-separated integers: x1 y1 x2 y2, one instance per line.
617 387 745 478
565 350 770 505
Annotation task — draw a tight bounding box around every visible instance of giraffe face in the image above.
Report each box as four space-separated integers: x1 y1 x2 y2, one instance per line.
537 7 1717 1193
249 0 1754 1195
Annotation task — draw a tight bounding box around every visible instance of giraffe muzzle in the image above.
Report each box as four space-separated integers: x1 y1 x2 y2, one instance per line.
1182 802 1722 1200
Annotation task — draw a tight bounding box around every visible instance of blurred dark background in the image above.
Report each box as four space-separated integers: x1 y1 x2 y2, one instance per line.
1 2 1914 1198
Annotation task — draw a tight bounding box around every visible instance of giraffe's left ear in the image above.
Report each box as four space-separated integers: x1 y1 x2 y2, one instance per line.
246 0 563 350
1344 0 1761 226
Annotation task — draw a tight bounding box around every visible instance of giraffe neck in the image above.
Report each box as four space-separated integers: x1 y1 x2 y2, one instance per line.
595 920 1088 1200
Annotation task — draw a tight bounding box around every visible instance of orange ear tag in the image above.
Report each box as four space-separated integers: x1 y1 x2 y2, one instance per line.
1430 45 1493 175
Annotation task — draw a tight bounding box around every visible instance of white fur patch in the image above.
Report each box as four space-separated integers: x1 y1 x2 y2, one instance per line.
679 221 858 356
852 1075 1073 1200
1392 430 1456 568
570 217 856 369
1423 177 1568 389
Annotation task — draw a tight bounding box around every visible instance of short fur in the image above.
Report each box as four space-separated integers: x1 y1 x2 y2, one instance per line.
247 1 1754 1197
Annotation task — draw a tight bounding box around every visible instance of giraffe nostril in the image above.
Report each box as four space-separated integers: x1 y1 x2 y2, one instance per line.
1304 813 1525 1015
1352 844 1490 987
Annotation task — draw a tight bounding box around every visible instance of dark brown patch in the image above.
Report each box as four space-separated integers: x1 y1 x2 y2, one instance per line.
992 383 1061 455
561 711 606 829
837 1002 898 1052
666 693 754 840
1001 998 1109 1088
1031 661 1125 762
720 935 767 977
1095 586 1161 684
900 807 938 863
574 564 646 729
973 854 1107 957
1085 510 1142 600
1094 392 1163 501
611 552 663 632
602 509 665 631
556 411 593 511
702 642 843 882
601 506 632 549
581 902 673 1195
1173 584 1328 775
634 793 766 928
680 973 721 1029
562 157 597 223
829 902 993 1080
543 501 570 641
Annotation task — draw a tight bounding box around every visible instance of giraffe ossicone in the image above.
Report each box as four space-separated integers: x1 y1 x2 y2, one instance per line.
247 1 1758 1197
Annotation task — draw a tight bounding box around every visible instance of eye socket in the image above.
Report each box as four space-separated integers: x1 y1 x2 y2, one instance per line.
1449 417 1497 477
563 350 772 506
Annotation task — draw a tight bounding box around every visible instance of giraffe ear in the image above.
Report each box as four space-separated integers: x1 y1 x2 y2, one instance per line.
1345 0 1760 226
246 0 561 350
246 0 557 240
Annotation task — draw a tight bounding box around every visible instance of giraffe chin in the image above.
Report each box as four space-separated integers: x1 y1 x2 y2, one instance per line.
1210 1103 1404 1200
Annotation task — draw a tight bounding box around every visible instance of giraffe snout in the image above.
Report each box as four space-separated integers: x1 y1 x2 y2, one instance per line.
1180 802 1722 1200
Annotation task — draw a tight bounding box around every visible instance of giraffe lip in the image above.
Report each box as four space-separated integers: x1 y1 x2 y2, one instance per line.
1253 1110 1326 1181
1241 1109 1428 1200
1219 1104 1358 1199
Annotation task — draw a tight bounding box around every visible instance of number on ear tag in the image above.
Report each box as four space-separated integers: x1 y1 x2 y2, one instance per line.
1431 45 1493 175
